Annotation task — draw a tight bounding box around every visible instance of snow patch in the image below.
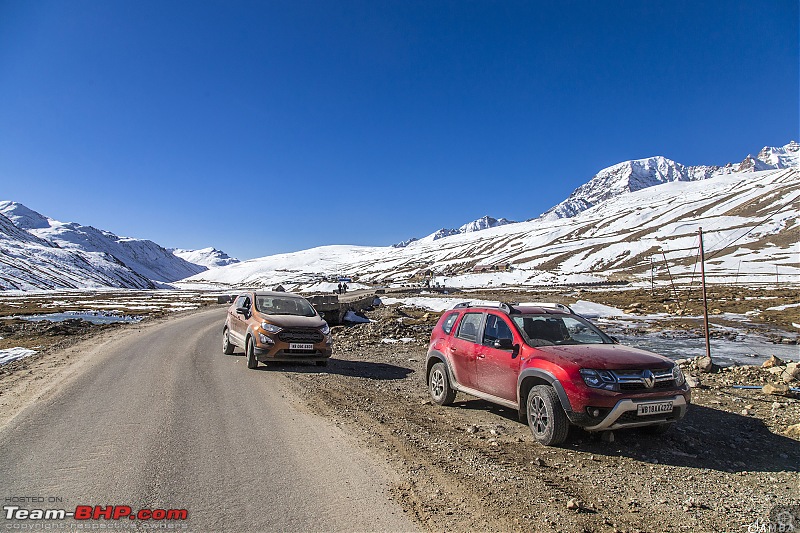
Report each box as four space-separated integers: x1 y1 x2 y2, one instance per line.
0 347 37 365
343 310 371 323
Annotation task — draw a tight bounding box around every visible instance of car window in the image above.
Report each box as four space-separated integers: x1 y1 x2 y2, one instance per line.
441 312 458 335
234 296 246 308
482 314 513 346
243 296 251 309
455 313 483 342
513 315 609 346
256 296 316 317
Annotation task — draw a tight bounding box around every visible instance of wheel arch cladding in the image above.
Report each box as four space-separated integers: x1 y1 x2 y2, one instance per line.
518 368 573 413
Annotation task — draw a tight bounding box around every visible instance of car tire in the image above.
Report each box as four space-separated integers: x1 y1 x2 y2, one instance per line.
428 362 456 406
316 360 329 367
222 328 235 355
526 385 569 446
246 337 259 369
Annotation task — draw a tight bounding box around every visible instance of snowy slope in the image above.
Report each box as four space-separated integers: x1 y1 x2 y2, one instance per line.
0 202 206 283
183 165 799 290
171 247 239 268
0 212 156 291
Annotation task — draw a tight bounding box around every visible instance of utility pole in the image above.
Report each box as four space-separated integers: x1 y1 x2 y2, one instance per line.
699 228 712 363
650 256 655 296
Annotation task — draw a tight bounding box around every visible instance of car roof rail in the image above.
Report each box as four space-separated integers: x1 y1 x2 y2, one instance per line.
516 302 574 314
452 301 516 314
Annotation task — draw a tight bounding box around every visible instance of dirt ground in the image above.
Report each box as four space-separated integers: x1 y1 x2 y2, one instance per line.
272 302 799 533
1 288 798 532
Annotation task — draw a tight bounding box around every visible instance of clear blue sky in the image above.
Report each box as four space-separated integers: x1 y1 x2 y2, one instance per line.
1 0 797 260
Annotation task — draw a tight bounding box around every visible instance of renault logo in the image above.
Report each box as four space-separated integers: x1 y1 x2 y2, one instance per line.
642 369 655 388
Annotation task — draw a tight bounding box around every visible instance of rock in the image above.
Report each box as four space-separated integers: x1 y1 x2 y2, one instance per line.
466 425 479 434
531 457 545 467
784 424 800 439
772 402 784 409
781 362 800 384
762 355 785 369
741 409 751 416
762 383 791 396
685 375 701 388
566 498 584 511
601 431 615 443
697 356 714 373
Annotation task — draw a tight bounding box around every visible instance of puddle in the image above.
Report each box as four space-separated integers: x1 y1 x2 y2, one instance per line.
615 334 799 367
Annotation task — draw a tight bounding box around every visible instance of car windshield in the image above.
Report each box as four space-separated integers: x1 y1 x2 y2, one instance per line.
512 314 612 346
256 296 317 317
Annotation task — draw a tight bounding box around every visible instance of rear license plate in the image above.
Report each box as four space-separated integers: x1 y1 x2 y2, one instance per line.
289 343 314 351
637 401 673 416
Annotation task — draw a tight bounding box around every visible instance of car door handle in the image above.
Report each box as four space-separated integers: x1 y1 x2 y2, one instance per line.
449 347 457 352
477 354 486 359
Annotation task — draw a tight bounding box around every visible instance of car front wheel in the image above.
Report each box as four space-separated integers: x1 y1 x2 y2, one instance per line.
428 362 456 405
526 385 569 446
246 337 258 369
222 328 235 355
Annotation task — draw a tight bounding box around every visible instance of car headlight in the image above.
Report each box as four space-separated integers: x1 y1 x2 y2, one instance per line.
672 364 686 386
579 369 618 391
261 322 282 334
258 333 274 345
319 323 330 335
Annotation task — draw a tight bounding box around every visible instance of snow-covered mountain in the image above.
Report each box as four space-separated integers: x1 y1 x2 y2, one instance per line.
541 141 799 221
171 247 239 269
183 142 799 290
0 201 205 284
393 216 515 247
0 211 156 291
0 202 241 290
459 216 515 233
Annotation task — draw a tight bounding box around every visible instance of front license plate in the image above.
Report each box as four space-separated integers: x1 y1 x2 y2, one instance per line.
289 343 314 351
637 401 673 416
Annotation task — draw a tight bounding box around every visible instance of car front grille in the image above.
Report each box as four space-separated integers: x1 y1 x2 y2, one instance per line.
612 369 675 391
278 328 324 344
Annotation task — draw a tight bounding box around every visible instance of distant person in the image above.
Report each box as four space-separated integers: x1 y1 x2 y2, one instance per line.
343 283 348 293
337 282 342 294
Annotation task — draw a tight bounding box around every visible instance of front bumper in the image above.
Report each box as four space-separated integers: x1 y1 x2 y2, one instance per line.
577 395 689 431
253 345 332 362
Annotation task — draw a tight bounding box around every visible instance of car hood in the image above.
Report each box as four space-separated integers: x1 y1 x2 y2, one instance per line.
530 344 674 370
257 313 326 329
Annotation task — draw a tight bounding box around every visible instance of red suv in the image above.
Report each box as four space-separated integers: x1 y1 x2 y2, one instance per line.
426 302 690 445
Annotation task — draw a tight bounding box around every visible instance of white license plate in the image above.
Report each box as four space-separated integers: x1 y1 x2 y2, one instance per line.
637 401 673 416
289 343 314 351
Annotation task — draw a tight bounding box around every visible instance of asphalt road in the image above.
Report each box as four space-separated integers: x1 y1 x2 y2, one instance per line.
0 308 418 532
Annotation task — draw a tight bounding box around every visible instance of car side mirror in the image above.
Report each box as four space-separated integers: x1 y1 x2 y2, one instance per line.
493 338 514 350
236 307 248 316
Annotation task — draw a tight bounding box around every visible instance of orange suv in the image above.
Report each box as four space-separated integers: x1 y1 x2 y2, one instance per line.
223 291 333 369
